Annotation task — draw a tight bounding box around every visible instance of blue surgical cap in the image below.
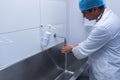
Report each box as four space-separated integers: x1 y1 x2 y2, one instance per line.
79 0 105 11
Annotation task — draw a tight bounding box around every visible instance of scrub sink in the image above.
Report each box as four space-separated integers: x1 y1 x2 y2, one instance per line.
0 42 88 80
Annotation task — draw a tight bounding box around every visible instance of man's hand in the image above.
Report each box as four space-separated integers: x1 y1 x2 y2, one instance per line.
61 44 75 54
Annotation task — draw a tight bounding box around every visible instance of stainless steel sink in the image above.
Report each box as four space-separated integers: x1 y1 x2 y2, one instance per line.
0 42 88 80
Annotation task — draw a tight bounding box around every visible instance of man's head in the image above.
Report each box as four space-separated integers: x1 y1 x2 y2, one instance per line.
79 0 105 20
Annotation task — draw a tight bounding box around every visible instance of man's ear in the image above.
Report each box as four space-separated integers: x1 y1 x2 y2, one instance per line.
92 6 99 13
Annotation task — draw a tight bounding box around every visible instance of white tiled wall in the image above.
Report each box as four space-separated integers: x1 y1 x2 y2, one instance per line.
106 0 120 17
0 28 41 70
41 0 66 25
40 0 67 49
0 0 40 33
67 0 88 44
0 0 67 70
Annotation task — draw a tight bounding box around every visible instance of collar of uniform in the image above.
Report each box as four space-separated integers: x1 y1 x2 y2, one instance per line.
96 8 109 23
96 13 103 22
95 8 112 26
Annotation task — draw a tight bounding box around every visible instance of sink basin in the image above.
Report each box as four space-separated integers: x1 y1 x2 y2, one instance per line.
0 42 87 80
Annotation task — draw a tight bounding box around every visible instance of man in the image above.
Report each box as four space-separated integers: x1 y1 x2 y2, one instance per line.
61 0 120 80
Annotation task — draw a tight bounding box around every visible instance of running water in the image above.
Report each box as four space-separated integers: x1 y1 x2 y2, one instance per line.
64 53 74 74
54 34 74 79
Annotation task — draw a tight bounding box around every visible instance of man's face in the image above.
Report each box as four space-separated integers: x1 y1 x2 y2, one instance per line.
82 10 96 20
81 7 99 20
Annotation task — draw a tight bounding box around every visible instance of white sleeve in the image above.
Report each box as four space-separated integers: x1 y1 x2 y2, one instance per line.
72 27 111 59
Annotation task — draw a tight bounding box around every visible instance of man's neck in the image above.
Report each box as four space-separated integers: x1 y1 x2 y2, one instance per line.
96 8 105 21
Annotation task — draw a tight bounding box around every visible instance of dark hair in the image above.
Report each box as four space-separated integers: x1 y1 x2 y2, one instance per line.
86 5 105 12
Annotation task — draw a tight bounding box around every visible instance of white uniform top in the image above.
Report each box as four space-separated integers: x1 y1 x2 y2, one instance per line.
72 8 120 80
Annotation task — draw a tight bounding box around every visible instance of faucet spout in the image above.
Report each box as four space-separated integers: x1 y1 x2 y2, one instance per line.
54 33 66 44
